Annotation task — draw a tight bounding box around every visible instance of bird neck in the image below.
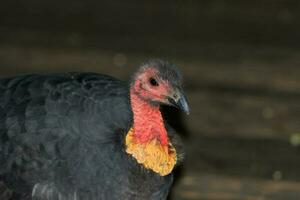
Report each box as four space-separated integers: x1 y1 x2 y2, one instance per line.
125 87 177 176
129 88 168 146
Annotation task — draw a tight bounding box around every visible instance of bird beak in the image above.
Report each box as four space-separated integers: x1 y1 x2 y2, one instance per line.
167 90 190 115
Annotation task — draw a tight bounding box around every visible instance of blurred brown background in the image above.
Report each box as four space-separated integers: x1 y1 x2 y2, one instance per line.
1 1 300 199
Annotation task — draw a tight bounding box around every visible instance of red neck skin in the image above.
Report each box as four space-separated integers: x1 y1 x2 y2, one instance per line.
130 87 169 146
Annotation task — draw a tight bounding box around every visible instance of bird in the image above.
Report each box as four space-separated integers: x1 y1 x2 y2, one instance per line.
0 59 189 200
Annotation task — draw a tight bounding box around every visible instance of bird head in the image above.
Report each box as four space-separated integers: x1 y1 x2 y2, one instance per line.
131 59 190 114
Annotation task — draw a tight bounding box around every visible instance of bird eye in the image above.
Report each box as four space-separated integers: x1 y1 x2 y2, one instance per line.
149 77 159 86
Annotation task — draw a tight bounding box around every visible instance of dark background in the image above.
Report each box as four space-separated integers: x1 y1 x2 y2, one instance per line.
1 1 300 199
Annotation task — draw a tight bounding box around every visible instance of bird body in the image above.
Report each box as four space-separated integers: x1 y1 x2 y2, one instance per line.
0 60 189 200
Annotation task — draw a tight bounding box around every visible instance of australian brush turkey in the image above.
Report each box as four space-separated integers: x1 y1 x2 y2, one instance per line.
0 59 189 200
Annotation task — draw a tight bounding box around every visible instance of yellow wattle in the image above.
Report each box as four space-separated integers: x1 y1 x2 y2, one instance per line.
125 128 177 176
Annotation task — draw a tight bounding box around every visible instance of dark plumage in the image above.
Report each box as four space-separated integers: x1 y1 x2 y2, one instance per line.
0 60 188 200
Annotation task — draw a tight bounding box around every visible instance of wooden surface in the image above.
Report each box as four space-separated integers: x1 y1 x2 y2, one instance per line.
172 174 300 200
1 45 300 199
1 0 300 199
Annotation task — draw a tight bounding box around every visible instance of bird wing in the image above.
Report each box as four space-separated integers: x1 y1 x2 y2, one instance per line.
0 73 132 199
